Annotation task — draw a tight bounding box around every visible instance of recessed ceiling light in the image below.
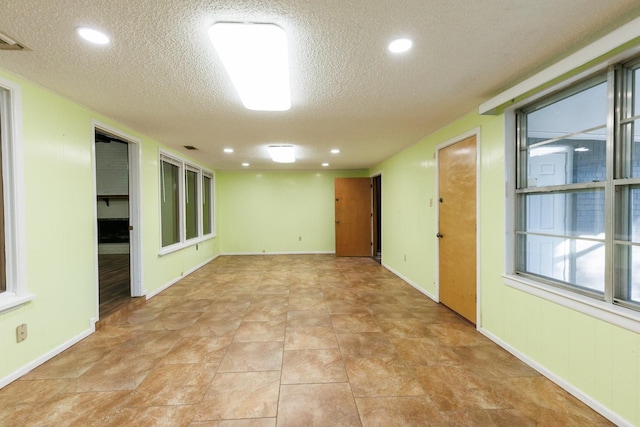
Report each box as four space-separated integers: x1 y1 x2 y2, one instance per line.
330 149 340 154
388 38 412 54
242 162 250 167
267 145 295 163
322 163 329 167
209 22 291 111
224 148 234 153
77 27 110 45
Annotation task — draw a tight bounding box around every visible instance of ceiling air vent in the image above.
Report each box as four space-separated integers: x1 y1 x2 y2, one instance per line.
183 145 198 150
0 31 27 51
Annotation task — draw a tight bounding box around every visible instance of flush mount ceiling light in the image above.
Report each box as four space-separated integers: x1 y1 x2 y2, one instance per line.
242 162 250 167
76 27 110 45
209 22 291 111
224 148 234 153
330 149 340 154
322 163 329 167
388 38 412 54
267 144 295 163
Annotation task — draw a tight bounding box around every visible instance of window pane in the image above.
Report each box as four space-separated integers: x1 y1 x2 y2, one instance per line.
615 185 640 242
523 190 605 237
526 138 606 186
632 120 640 178
634 68 640 117
614 244 640 305
185 169 198 240
203 175 212 235
161 161 180 247
519 234 605 293
527 81 607 146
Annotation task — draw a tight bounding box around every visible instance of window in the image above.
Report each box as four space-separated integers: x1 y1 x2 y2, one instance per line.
514 57 640 313
159 152 214 252
202 172 213 235
160 155 181 247
0 78 31 313
185 165 199 240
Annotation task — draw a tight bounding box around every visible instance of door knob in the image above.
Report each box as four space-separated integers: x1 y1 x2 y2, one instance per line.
436 233 444 238
335 220 340 224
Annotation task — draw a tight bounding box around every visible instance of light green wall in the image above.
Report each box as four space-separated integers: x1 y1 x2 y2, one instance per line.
373 110 639 425
1 35 639 427
217 170 367 254
0 69 219 383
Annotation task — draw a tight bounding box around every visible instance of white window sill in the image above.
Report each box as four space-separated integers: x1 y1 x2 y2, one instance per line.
158 233 216 257
503 274 640 334
0 293 36 314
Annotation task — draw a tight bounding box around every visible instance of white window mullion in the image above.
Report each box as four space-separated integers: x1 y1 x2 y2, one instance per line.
604 65 619 304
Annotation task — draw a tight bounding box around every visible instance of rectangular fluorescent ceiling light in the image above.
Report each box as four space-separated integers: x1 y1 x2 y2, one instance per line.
209 22 291 111
268 145 295 163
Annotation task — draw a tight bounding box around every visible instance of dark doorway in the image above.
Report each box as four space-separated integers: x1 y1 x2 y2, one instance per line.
372 175 382 263
95 130 131 318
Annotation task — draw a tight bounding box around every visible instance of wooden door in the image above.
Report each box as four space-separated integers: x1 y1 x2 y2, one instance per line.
335 178 371 256
438 136 477 323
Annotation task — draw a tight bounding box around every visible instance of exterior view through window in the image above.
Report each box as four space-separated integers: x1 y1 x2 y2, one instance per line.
515 58 640 311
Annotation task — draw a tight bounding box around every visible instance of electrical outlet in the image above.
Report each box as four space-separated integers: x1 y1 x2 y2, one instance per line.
298 236 302 241
16 324 27 343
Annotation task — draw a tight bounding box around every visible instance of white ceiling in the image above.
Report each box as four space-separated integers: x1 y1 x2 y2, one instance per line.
1 1 639 171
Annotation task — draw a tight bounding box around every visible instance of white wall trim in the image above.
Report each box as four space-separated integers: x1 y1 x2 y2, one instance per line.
0 75 28 314
383 263 438 302
477 327 633 427
146 254 219 299
0 323 95 389
479 16 640 115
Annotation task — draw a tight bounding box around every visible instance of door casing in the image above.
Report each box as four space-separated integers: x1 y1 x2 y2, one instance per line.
92 121 143 322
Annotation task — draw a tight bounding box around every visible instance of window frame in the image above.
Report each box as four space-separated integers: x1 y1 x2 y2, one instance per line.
514 74 610 299
0 77 32 314
158 150 215 255
504 55 640 333
202 171 214 237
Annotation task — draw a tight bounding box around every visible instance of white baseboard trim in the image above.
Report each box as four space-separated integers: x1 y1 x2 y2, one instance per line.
146 254 220 300
477 327 632 427
382 263 439 303
0 323 95 389
221 251 335 256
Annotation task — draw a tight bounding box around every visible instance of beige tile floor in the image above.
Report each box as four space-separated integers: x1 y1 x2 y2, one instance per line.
0 255 612 426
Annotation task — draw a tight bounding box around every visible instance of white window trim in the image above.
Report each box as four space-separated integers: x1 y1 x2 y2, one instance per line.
0 77 33 314
502 70 640 334
158 150 215 256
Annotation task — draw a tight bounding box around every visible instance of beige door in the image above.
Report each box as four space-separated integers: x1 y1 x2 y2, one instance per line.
335 178 371 256
437 136 477 323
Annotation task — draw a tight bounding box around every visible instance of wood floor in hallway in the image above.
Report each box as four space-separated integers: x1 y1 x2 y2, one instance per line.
0 255 612 426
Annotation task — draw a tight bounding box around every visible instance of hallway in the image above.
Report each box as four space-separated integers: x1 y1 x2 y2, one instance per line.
0 255 610 426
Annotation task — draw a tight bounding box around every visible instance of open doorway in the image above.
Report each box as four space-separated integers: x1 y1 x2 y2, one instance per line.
371 174 382 263
94 128 141 319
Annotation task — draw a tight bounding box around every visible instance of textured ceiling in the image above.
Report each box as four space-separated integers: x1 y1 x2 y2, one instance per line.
1 1 640 170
